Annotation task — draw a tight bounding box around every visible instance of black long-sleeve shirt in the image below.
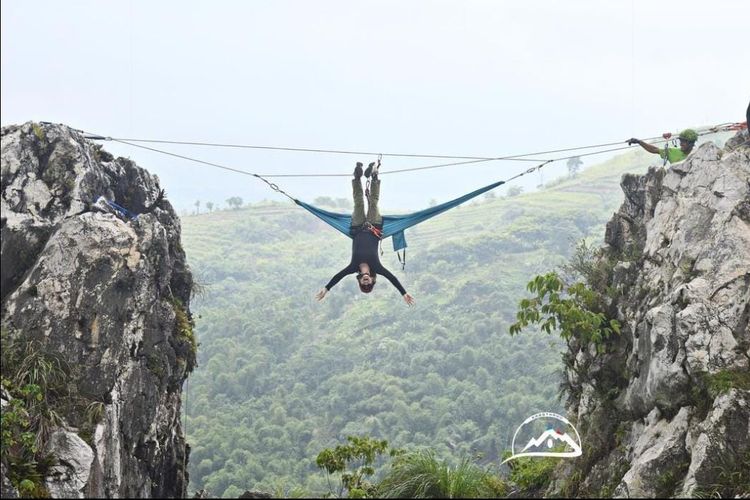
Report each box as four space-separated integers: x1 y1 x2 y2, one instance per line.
325 230 407 295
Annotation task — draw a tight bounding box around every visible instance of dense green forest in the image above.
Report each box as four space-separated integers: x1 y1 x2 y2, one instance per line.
180 151 655 497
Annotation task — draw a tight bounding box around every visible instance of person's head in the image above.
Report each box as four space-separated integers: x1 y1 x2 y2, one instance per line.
678 129 698 153
357 271 377 293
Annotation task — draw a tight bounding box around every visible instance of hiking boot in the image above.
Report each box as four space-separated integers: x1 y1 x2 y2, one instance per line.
364 162 375 178
366 162 379 180
354 162 363 178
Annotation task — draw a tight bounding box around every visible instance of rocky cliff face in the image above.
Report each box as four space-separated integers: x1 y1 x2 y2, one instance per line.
548 131 750 498
1 122 195 498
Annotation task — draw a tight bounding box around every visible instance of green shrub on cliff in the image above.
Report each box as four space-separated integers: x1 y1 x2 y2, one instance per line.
0 328 67 498
316 435 396 498
169 297 198 373
509 272 620 353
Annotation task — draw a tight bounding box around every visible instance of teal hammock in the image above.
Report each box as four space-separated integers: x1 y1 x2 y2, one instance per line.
295 179 505 257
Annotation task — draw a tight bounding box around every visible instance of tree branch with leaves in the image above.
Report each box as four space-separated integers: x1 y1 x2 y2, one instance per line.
509 272 620 355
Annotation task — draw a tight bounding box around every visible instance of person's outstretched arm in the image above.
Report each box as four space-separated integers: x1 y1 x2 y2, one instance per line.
374 265 415 306
627 138 661 155
317 264 357 300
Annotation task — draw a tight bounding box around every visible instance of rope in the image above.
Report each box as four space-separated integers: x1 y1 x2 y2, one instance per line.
98 136 661 161
104 134 561 203
105 136 541 182
378 143 643 176
105 137 651 181
111 139 296 201
271 139 683 177
503 160 555 184
75 119 744 166
101 135 673 200
76 122 742 198
261 141 668 178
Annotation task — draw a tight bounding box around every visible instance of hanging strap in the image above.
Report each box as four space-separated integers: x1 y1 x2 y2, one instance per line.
397 249 406 270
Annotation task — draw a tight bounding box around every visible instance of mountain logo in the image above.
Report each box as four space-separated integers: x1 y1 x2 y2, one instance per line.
501 412 582 464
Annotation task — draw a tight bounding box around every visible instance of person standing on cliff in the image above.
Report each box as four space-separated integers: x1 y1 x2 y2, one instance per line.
627 128 698 164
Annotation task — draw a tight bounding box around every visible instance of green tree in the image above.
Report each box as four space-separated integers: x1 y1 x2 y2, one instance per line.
509 272 620 353
221 484 242 498
226 196 243 210
567 156 583 177
316 435 397 498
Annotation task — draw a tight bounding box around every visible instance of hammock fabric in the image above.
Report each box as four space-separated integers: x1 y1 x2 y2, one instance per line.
295 179 505 252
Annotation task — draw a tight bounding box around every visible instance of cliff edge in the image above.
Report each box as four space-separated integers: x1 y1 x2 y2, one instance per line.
1 122 195 498
547 130 750 498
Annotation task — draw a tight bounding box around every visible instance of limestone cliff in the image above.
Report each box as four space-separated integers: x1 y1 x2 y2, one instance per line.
1 122 195 498
547 131 750 498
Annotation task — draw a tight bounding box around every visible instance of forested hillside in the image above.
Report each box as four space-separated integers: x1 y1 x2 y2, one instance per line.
181 151 655 497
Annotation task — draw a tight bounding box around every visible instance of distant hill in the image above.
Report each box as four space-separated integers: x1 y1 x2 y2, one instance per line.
179 147 660 496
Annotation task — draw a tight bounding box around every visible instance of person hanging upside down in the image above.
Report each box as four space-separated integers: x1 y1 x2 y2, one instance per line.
315 162 416 307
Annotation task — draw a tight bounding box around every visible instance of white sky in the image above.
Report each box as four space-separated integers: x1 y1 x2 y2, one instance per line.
2 0 749 211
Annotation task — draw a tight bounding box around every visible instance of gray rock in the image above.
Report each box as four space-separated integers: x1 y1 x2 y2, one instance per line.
725 128 749 150
614 407 691 498
548 132 750 497
1 122 194 498
44 430 95 498
681 389 750 497
1 462 19 499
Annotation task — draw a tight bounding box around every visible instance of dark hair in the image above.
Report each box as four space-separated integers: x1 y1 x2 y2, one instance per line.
357 272 377 293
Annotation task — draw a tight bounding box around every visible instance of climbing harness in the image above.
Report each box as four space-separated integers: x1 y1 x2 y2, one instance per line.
363 221 382 239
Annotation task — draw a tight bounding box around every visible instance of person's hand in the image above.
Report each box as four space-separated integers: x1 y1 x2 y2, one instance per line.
315 288 328 301
403 293 415 307
627 138 640 146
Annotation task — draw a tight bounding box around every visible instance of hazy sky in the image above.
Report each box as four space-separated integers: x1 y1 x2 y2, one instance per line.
2 1 748 211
